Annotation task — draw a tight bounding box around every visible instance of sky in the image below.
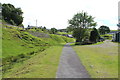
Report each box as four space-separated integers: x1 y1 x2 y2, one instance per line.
1 0 119 30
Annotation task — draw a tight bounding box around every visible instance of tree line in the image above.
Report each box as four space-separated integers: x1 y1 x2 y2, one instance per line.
2 3 23 26
67 11 110 44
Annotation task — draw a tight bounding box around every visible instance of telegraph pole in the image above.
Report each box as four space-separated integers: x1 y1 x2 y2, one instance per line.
36 19 37 27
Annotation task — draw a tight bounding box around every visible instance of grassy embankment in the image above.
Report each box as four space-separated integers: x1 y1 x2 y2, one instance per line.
3 46 63 78
0 20 2 58
73 41 118 78
0 20 2 79
2 23 75 78
100 34 112 40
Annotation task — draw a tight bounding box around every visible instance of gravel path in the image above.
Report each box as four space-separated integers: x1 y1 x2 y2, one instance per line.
89 40 118 48
56 43 90 78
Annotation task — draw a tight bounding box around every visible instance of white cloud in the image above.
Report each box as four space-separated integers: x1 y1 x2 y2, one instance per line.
1 0 119 30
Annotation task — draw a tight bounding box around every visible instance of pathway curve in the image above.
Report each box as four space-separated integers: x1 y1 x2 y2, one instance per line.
56 43 90 78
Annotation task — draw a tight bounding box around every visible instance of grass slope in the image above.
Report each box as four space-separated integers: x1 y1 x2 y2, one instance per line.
2 24 75 77
73 41 118 78
0 20 2 79
3 45 63 78
0 20 2 58
2 25 74 58
2 27 48 58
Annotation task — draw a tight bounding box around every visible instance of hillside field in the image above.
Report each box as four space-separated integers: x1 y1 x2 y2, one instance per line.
2 24 75 77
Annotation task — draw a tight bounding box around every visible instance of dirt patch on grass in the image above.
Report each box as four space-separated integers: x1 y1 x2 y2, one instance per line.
29 31 50 38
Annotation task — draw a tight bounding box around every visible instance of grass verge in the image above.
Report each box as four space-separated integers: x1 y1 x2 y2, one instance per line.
70 41 104 46
3 45 64 78
73 42 118 78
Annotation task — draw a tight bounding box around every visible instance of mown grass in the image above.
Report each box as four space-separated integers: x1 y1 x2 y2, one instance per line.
3 45 64 78
70 41 104 46
91 42 104 45
73 42 118 78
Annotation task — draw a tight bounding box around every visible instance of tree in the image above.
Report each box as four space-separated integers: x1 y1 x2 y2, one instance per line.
11 8 23 25
2 3 23 26
89 28 100 43
68 11 97 43
98 25 110 35
73 27 88 42
66 26 74 32
50 28 57 34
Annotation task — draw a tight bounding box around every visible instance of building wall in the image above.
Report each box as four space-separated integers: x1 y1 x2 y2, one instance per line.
116 32 120 42
112 32 120 42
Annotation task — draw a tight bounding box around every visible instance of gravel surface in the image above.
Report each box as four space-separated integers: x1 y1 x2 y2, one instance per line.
29 31 50 38
89 40 118 48
56 43 90 78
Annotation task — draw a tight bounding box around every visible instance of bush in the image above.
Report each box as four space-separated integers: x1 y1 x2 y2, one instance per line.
89 28 100 43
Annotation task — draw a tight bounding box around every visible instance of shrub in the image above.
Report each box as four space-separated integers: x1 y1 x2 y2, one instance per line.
89 28 100 43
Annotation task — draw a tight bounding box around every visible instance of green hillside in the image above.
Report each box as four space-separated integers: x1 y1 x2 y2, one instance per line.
2 23 75 75
2 24 74 57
